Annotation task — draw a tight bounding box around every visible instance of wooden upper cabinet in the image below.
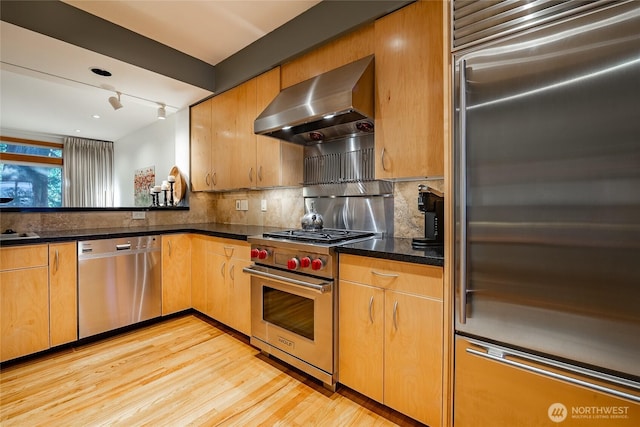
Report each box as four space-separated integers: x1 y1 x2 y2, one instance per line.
281 24 374 88
256 67 303 188
49 242 78 347
190 98 212 191
229 78 257 189
210 88 236 190
374 0 445 179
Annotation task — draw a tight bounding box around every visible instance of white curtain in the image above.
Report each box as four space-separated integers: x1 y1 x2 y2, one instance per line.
63 137 114 207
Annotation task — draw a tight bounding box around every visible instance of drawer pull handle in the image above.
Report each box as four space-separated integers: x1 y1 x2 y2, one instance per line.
371 271 399 278
466 347 640 403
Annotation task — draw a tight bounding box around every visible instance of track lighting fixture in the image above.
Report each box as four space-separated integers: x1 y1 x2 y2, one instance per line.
157 104 166 120
108 92 123 110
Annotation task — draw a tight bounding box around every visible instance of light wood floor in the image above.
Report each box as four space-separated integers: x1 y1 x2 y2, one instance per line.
0 314 424 426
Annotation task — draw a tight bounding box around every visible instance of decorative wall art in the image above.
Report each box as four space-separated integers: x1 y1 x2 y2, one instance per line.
134 166 155 207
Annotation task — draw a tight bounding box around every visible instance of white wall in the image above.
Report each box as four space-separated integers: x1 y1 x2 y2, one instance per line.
114 108 190 206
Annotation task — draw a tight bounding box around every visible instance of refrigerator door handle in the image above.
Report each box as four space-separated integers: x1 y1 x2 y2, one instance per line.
466 347 640 403
458 58 469 324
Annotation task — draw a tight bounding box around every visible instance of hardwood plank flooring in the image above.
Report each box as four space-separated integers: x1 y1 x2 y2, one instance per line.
0 314 424 426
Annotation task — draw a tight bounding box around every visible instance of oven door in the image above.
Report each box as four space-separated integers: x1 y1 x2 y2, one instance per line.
245 265 334 374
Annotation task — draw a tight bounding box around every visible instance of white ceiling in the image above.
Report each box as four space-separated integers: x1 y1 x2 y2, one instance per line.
0 1 320 141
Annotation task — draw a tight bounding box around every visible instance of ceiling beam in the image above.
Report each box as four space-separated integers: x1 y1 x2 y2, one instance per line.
0 0 216 92
1 0 414 96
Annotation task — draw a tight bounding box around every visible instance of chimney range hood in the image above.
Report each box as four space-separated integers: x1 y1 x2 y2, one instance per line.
254 55 374 145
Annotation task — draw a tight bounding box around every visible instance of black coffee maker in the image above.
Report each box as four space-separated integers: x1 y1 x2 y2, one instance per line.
412 185 444 249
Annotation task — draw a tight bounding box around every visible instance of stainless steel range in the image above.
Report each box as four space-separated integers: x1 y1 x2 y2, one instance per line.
244 227 376 390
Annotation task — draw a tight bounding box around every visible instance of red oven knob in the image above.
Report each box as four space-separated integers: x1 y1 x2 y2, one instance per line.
258 249 269 260
287 258 300 270
300 256 311 268
311 258 325 271
250 248 260 259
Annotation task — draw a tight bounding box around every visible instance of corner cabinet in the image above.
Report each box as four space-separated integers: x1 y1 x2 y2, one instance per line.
338 254 444 426
190 66 302 192
191 235 251 336
162 234 192 315
374 0 445 179
0 245 50 362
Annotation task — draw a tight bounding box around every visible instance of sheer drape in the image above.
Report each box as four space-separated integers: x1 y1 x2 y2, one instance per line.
63 137 114 207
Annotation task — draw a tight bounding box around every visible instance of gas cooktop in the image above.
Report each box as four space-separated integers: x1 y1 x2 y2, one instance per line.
262 228 375 245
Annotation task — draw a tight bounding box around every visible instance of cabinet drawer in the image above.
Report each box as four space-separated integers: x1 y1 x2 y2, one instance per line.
0 245 48 271
207 238 250 260
339 254 443 299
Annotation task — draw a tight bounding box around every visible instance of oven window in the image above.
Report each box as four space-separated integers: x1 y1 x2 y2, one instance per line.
263 286 314 341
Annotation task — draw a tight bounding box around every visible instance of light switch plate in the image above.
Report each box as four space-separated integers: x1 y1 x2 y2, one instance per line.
261 199 267 212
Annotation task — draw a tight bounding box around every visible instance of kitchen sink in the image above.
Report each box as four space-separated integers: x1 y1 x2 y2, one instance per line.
0 231 40 241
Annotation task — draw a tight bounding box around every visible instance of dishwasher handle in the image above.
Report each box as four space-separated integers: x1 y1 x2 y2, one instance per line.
116 243 132 251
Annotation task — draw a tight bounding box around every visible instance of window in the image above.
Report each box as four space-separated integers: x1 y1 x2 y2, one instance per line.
0 136 63 207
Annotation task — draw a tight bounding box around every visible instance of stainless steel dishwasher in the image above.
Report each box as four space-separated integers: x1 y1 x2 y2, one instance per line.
78 235 161 339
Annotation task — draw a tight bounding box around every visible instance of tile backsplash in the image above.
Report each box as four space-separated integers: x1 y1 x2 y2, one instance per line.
0 179 444 239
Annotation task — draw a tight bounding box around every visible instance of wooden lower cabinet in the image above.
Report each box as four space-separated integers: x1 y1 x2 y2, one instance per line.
161 234 192 315
0 245 50 362
191 236 251 336
49 242 77 346
339 254 444 426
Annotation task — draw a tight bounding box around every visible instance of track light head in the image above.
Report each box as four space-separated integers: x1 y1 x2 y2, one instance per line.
157 104 166 120
108 92 123 110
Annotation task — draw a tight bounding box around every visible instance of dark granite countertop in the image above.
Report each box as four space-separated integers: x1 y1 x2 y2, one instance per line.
0 223 444 267
337 237 444 267
0 223 285 247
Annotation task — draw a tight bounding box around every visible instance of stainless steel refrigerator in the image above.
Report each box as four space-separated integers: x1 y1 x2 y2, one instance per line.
453 1 640 424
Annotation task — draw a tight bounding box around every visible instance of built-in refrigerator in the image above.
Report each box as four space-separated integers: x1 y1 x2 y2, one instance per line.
453 1 640 425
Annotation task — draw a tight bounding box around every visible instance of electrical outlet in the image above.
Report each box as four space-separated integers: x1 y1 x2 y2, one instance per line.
240 199 249 211
261 199 267 212
235 200 241 210
132 211 146 220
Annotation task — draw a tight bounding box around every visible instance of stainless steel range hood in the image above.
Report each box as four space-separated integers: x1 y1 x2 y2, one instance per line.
254 55 374 145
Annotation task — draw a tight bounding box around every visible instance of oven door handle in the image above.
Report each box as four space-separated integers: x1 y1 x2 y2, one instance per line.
243 265 332 294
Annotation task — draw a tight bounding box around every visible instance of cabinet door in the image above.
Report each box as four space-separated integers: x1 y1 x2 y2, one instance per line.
228 258 252 336
207 252 227 321
1 267 49 362
191 237 207 313
211 89 235 190
338 280 385 402
230 79 257 189
49 242 77 347
190 99 212 191
384 290 443 427
256 67 283 188
162 234 192 315
374 0 444 179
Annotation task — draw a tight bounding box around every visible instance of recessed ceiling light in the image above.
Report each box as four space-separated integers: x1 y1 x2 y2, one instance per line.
75 129 81 133
92 114 100 119
91 67 112 77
